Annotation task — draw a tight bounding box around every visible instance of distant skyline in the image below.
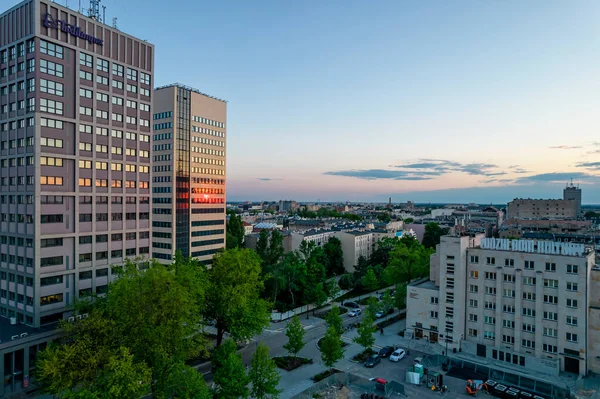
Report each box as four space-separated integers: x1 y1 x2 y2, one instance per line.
49 0 600 202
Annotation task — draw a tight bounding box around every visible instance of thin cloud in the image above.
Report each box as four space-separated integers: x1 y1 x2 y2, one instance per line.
548 145 583 150
516 172 595 184
323 169 433 181
395 159 504 177
256 178 283 181
575 162 600 170
508 165 531 174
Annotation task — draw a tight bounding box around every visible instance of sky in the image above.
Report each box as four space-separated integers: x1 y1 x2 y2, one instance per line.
62 0 600 203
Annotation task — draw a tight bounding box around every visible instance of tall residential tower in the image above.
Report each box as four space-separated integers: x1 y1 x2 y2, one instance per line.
151 84 226 265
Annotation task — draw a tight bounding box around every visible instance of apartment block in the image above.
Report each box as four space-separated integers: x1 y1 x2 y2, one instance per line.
151 84 226 265
335 230 395 272
407 235 596 378
0 0 153 395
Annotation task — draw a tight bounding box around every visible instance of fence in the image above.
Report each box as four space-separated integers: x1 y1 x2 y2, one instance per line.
271 289 350 321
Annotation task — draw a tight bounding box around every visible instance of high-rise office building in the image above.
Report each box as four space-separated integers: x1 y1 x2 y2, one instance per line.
563 182 582 217
151 84 226 265
0 0 154 394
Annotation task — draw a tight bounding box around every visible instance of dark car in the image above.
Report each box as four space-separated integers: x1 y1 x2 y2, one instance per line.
364 354 381 368
343 301 360 309
378 346 394 358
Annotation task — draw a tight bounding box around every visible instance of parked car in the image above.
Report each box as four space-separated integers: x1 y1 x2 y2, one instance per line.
348 308 362 317
413 356 423 365
378 346 395 358
375 307 393 318
389 348 406 362
364 354 381 368
343 301 360 309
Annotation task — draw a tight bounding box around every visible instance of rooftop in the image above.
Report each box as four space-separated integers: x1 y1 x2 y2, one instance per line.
476 237 591 257
154 83 227 103
410 279 439 290
0 317 45 344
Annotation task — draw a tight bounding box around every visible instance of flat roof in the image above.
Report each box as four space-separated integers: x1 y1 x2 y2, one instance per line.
410 279 439 290
0 317 44 343
154 83 227 103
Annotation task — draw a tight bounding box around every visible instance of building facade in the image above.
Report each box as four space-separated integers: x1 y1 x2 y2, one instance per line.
407 235 595 378
0 0 154 395
151 84 226 265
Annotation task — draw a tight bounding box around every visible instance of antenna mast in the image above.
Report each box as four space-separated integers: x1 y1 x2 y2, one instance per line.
112 17 118 29
88 0 101 21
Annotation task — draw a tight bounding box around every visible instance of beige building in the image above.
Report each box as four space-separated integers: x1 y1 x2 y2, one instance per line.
507 199 578 220
335 230 394 272
151 84 226 265
407 235 595 377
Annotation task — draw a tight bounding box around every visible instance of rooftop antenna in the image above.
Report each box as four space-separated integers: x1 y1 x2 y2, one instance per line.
88 0 101 21
102 5 106 24
112 17 118 29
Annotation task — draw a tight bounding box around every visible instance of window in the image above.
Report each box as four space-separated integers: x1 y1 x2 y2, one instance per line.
40 79 63 96
112 80 123 89
127 100 137 109
80 106 92 116
521 339 535 349
40 176 63 185
27 58 35 72
140 103 150 112
40 255 63 267
469 270 479 279
544 279 558 288
430 311 438 318
40 98 63 115
543 344 558 354
543 295 558 304
486 257 495 265
468 328 478 337
503 305 515 313
566 315 578 326
502 288 514 297
113 63 124 77
40 293 63 306
112 180 122 188
502 335 515 345
543 327 557 338
96 127 108 136
80 52 93 67
40 275 63 287
140 72 151 85
567 282 578 291
127 84 138 93
484 301 495 310
40 156 63 166
80 88 93 98
470 299 478 307
79 214 92 222
469 285 478 293
524 260 534 269
484 331 495 341
80 70 93 81
112 147 122 155
112 129 123 138
545 262 556 272
505 258 514 267
96 92 109 102
485 272 497 280
96 75 108 85
522 292 535 301
96 144 108 153
544 311 558 321
111 163 123 171
40 40 64 58
468 314 478 322
503 274 515 283
126 116 137 125
567 264 579 274
522 276 536 285
484 316 496 325
503 320 515 329
522 323 535 333
566 332 578 343
79 142 92 152
96 110 108 119
566 298 578 308
40 137 63 148
112 96 124 106
140 88 150 97
97 57 109 72
112 113 123 122
80 124 93 134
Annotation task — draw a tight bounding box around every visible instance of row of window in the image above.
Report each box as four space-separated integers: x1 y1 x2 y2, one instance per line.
78 143 150 158
0 117 35 132
191 157 226 166
191 137 225 147
78 160 149 173
469 272 577 290
192 115 225 128
468 299 579 325
0 39 35 63
192 146 225 157
79 52 150 84
79 107 150 126
79 89 150 111
192 125 225 138
78 178 150 189
79 124 150 142
471 255 580 274
79 247 149 262
79 231 150 243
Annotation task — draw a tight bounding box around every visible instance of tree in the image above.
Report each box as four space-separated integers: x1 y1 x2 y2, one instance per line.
383 240 431 285
325 306 344 337
249 343 282 399
404 217 414 224
394 283 407 310
163 362 211 399
370 237 397 268
266 230 284 267
227 212 246 249
213 350 250 399
205 248 271 346
353 315 376 352
323 237 345 276
338 273 355 290
256 230 270 262
361 267 379 292
354 255 369 278
211 338 238 374
320 326 344 371
377 213 391 223
283 315 306 359
422 222 449 249
380 292 395 320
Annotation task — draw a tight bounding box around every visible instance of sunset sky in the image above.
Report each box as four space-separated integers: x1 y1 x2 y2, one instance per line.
81 0 599 203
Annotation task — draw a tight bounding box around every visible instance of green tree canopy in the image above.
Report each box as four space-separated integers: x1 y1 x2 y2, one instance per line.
323 236 345 276
256 230 270 262
320 326 345 371
325 306 344 337
205 248 271 346
422 222 450 249
226 212 246 249
353 315 376 351
249 343 282 399
283 315 306 359
361 267 379 292
377 213 391 223
213 349 250 399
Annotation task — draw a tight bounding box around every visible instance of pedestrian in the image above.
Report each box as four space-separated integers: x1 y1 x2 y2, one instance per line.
380 327 384 335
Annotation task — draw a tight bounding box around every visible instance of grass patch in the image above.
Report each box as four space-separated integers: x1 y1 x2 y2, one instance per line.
375 312 406 329
351 348 375 362
357 296 379 306
273 356 312 371
317 337 349 349
314 306 348 319
312 368 341 382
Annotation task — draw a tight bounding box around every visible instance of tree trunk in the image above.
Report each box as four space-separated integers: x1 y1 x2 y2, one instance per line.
216 324 225 347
